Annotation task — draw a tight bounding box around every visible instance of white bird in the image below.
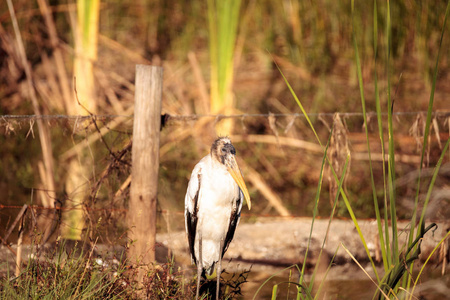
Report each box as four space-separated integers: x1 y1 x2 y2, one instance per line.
185 137 251 300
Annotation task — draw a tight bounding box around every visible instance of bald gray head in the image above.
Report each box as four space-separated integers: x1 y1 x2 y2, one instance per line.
211 137 237 166
210 136 252 209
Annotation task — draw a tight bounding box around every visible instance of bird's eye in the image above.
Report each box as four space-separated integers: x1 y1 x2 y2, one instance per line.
221 147 226 153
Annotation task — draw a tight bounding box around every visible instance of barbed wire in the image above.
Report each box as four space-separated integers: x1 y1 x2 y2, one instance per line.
1 110 449 122
0 204 128 213
0 114 131 121
0 204 307 220
166 111 450 120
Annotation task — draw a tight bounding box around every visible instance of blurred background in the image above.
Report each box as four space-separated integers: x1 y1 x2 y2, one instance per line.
0 0 449 256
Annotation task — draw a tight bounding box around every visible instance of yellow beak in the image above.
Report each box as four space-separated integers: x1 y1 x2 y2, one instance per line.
227 157 251 210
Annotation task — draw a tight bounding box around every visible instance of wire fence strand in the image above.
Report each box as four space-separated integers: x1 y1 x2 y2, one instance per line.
1 110 450 122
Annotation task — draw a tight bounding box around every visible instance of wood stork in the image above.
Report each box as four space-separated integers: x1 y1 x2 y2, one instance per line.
185 137 251 299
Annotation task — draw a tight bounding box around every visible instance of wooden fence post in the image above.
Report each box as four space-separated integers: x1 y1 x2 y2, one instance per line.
128 65 163 282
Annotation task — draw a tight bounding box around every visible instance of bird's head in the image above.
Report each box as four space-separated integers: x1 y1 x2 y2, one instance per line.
211 137 251 210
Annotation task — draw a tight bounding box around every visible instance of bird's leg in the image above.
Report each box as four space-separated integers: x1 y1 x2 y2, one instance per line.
196 263 202 300
196 231 203 300
216 238 224 300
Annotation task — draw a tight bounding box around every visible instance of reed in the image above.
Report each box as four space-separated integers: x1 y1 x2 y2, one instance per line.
208 0 241 135
62 0 101 241
263 0 450 298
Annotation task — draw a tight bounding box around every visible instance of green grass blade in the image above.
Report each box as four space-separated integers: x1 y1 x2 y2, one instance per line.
208 0 219 106
298 131 333 298
376 223 437 299
416 0 450 236
252 264 302 300
373 0 391 273
278 57 381 283
407 0 450 294
341 244 390 300
384 0 400 268
313 246 341 300
352 0 389 273
272 284 278 300
409 229 450 300
275 63 322 148
208 0 241 135
278 66 380 285
419 137 450 230
310 154 350 296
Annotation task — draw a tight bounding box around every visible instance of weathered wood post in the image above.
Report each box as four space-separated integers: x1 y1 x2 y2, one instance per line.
128 65 163 283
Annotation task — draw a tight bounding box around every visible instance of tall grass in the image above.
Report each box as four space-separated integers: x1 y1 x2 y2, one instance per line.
0 241 218 299
0 237 251 299
0 242 128 299
264 0 450 299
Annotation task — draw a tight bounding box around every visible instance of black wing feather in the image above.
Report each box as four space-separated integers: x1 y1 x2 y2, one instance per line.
186 173 201 264
221 191 242 257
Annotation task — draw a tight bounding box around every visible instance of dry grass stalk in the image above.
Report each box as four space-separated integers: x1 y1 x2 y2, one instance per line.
247 141 284 185
268 112 281 145
90 140 131 200
3 205 28 243
37 161 57 243
352 152 421 164
15 217 24 277
328 113 350 205
231 134 322 153
36 0 73 113
115 175 131 199
188 51 210 114
99 34 150 65
94 68 125 114
160 127 196 158
271 54 316 84
73 237 99 298
6 0 57 244
241 160 291 217
432 117 442 150
38 52 63 111
440 239 447 275
59 106 134 161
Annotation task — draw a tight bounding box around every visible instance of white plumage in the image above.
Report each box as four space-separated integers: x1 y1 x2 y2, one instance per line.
185 137 251 299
